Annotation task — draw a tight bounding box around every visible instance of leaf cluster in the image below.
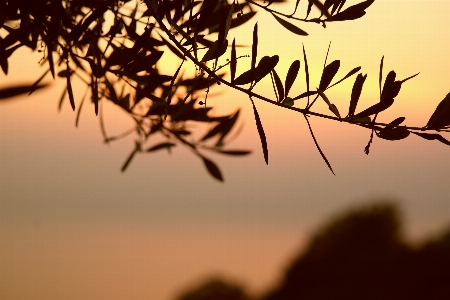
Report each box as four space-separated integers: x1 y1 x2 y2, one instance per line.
0 0 449 180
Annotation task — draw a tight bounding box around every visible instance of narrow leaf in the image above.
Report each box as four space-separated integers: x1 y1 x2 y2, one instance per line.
146 142 176 152
401 72 419 83
381 70 396 101
292 91 317 101
251 23 258 72
388 117 406 127
309 0 332 19
328 7 366 21
328 0 374 21
317 89 341 118
426 92 450 130
272 69 284 102
47 47 55 79
201 39 228 61
165 59 185 120
66 63 75 111
348 73 367 117
352 98 394 119
230 38 236 83
121 147 138 172
75 88 88 127
328 66 361 89
302 44 310 105
319 60 340 91
211 149 251 156
202 156 223 181
292 0 302 15
271 13 308 35
285 60 300 97
412 132 450 147
304 115 335 175
254 55 279 83
306 0 313 18
29 69 50 95
379 55 384 95
0 84 49 100
250 98 268 165
67 6 108 44
58 88 67 112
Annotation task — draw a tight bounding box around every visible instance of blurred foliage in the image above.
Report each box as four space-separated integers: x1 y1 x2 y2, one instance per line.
177 202 450 300
0 0 449 180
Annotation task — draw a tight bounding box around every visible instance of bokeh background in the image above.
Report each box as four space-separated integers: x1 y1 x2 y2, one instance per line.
1 0 450 299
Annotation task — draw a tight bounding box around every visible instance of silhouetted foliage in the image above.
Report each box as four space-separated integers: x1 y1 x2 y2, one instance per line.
263 203 450 300
177 278 251 300
1 0 449 180
177 203 450 300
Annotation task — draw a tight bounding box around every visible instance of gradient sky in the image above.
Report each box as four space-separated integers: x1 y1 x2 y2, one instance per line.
1 1 450 299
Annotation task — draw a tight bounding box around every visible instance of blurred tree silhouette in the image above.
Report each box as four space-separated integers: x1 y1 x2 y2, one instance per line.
176 203 450 300
1 0 449 180
177 278 251 300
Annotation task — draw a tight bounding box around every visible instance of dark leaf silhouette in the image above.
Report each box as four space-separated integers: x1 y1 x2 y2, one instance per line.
379 56 384 95
47 46 55 79
201 39 228 62
401 72 419 83
230 38 236 83
306 0 314 18
58 88 67 112
328 0 375 21
381 70 396 101
328 66 361 89
210 149 251 156
229 12 257 29
292 0 302 15
29 69 50 95
302 44 311 104
285 60 301 97
426 92 450 129
0 0 445 181
121 141 141 172
195 0 217 35
271 13 308 35
146 143 176 152
0 83 49 101
317 89 341 118
201 156 223 181
319 60 340 91
412 132 450 147
254 56 279 83
75 89 88 127
67 6 108 44
310 0 332 18
348 73 367 117
381 81 402 101
292 91 318 101
304 115 335 175
352 98 394 119
66 62 75 111
387 117 406 127
251 98 268 165
234 56 279 85
165 59 185 119
251 23 258 72
271 68 284 102
201 110 240 142
377 127 410 141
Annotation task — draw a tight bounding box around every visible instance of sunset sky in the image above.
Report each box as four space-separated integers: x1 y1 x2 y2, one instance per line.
1 1 450 299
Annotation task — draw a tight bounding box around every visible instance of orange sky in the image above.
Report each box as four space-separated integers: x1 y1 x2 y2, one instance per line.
1 1 450 300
